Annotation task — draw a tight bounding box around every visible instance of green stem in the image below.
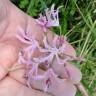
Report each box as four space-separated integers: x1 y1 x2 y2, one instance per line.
80 21 96 56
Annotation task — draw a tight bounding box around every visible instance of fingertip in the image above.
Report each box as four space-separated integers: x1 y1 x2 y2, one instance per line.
49 79 77 96
65 63 82 84
64 40 76 57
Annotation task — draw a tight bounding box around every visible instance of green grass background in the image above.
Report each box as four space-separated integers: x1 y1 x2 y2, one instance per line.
11 0 96 96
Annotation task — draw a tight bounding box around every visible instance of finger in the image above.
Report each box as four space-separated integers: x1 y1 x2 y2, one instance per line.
9 63 77 96
9 63 51 91
8 62 26 85
63 40 76 57
52 59 82 84
0 76 51 96
8 63 44 90
31 73 77 96
64 63 82 84
49 79 77 96
30 70 77 96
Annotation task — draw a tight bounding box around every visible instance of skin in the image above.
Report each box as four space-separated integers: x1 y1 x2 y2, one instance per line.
0 1 51 96
0 0 83 96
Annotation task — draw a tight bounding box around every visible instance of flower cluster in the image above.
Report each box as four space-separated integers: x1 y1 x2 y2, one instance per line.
16 4 87 96
17 27 68 84
36 4 61 32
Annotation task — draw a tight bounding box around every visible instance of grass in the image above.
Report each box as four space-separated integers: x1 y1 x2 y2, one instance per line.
11 0 96 96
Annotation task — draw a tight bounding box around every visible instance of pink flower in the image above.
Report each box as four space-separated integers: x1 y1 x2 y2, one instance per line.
26 62 39 79
18 48 34 65
43 68 58 92
16 27 39 47
33 36 69 65
16 27 40 63
56 36 66 46
36 4 61 32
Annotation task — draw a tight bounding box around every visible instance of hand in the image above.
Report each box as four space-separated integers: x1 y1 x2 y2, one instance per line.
0 1 51 96
0 1 82 96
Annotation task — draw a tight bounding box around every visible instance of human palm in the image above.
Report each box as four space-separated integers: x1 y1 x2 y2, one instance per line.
0 2 51 96
0 1 83 96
